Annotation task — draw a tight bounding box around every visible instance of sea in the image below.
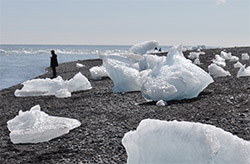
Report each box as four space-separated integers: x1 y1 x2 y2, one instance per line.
0 44 175 90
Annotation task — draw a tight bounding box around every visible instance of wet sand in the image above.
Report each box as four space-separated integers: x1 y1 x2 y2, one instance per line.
0 47 250 163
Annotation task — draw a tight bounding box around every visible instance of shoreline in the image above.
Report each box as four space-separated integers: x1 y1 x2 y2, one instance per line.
0 47 250 163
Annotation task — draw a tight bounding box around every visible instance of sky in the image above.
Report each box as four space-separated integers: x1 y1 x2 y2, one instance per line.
0 0 249 47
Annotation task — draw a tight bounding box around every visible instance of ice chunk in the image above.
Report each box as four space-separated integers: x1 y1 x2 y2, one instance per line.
208 63 231 78
234 61 243 68
103 55 142 92
237 65 250 78
193 58 201 65
76 63 85 68
141 45 213 101
229 56 239 62
7 105 81 144
188 52 200 59
156 100 167 106
122 119 250 164
220 51 232 60
15 72 91 97
67 72 92 92
212 54 226 67
241 53 249 60
129 40 159 55
89 65 108 80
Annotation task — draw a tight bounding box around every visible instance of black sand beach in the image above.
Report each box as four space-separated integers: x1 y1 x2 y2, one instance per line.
0 47 250 163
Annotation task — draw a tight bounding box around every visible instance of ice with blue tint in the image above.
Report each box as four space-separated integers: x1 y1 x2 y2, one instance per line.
141 45 213 101
7 105 81 144
237 65 250 78
129 40 159 55
122 119 250 164
14 72 92 98
103 55 142 92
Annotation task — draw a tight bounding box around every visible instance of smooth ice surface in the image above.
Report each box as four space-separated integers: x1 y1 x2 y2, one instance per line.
103 55 142 92
7 105 81 144
129 40 159 55
122 119 250 164
15 72 92 97
237 65 250 78
241 53 250 60
208 63 231 78
234 61 243 68
141 45 213 101
89 65 108 80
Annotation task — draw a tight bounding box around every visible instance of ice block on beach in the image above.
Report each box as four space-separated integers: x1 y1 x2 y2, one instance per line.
7 105 81 144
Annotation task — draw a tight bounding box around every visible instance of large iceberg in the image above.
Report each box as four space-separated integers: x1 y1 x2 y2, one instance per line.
122 119 250 164
141 45 214 101
7 105 81 144
14 72 92 98
129 40 159 55
101 44 213 101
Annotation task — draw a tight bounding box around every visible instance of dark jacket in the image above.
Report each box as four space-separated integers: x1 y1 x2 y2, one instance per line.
50 54 58 67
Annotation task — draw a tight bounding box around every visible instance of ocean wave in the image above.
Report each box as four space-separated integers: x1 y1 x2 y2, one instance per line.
0 48 129 56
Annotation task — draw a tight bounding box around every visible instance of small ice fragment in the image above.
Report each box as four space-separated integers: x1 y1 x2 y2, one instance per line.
234 61 243 68
76 63 85 68
241 53 249 60
237 65 250 78
156 100 167 106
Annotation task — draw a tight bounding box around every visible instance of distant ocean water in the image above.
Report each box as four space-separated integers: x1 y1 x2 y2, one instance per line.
0 44 175 90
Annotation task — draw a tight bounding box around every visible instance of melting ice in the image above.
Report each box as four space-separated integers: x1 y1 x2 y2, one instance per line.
7 105 81 144
122 119 250 164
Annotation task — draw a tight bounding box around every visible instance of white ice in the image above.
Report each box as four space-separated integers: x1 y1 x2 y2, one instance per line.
141 45 213 101
220 51 232 60
208 63 231 78
89 65 108 80
212 54 226 67
14 72 92 98
129 40 159 55
193 58 201 65
241 53 250 60
237 65 250 78
156 100 167 106
234 61 243 68
188 52 200 59
122 119 250 164
7 105 81 144
76 63 85 68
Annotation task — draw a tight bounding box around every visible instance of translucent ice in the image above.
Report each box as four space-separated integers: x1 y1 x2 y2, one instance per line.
188 52 200 59
122 119 250 164
103 55 142 92
141 45 213 101
7 105 81 144
208 63 231 78
15 72 92 97
237 65 250 78
129 40 159 55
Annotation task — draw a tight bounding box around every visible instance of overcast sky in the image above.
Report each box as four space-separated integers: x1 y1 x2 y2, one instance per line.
0 0 249 47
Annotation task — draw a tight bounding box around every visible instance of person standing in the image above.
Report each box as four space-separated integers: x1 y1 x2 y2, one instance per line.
50 50 58 78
